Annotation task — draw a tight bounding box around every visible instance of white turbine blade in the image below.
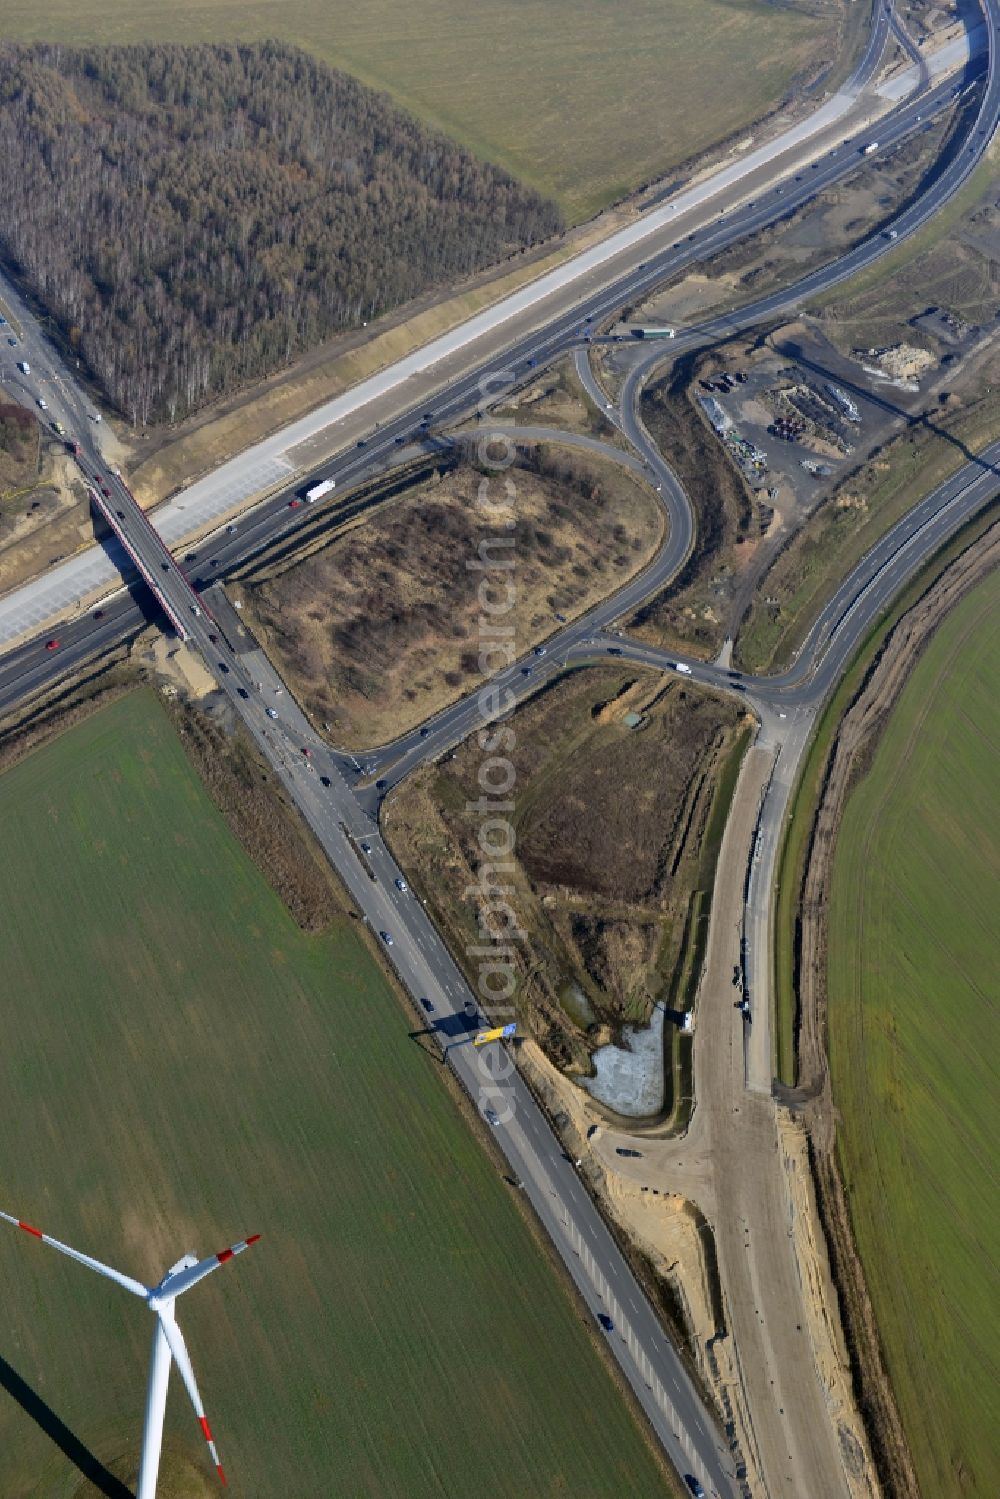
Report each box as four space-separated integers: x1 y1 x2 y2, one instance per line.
0 1207 148 1298
157 1310 228 1487
159 1233 260 1300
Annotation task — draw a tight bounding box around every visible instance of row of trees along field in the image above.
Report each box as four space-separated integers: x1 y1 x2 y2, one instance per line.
0 43 563 427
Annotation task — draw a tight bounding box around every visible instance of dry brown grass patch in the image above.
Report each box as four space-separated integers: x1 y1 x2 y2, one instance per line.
384 667 743 1071
240 446 664 747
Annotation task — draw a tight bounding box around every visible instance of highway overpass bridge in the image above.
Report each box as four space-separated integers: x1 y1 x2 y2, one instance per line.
82 462 215 644
1 6 997 1494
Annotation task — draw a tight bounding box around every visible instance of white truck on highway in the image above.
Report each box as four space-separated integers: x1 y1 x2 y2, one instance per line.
305 478 335 503
861 141 879 156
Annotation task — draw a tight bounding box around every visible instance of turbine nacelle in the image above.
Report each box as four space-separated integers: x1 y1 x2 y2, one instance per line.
149 1252 199 1306
166 1252 200 1280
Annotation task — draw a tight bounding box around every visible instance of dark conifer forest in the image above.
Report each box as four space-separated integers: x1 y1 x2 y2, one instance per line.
0 42 562 425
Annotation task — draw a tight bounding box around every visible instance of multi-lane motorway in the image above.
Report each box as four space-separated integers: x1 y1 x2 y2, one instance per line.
0 7 990 661
0 0 896 609
200 578 743 1496
1 3 999 1494
0 0 985 651
0 52 990 691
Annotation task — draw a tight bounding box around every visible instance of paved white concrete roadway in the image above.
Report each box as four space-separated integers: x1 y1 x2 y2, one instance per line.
0 10 987 654
0 0 946 649
878 19 986 99
0 8 995 1495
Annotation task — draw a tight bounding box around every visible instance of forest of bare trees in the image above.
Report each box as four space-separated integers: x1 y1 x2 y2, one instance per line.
0 42 562 426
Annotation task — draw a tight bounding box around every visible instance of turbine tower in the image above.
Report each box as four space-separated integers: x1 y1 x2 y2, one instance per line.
0 1207 259 1496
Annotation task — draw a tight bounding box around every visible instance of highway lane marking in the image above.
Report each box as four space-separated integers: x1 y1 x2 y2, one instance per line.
15 46 995 1499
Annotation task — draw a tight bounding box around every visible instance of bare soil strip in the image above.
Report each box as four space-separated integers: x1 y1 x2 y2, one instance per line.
782 522 1000 1498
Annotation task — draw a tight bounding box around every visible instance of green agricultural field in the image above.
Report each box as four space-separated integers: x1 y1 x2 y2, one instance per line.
0 690 672 1499
0 0 834 220
827 570 1000 1499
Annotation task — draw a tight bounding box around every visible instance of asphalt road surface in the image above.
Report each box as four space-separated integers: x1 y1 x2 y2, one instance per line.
199 585 741 1499
0 0 897 578
0 13 989 662
0 2 985 648
0 4 998 1493
2 33 991 720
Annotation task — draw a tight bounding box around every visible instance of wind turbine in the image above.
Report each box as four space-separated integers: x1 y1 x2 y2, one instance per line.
0 1207 259 1497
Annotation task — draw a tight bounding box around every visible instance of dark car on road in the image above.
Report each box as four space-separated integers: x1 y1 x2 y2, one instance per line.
684 1478 706 1499
597 1313 614 1332
420 996 435 1014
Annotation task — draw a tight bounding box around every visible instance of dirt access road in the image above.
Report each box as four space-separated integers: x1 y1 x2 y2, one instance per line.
590 738 877 1499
